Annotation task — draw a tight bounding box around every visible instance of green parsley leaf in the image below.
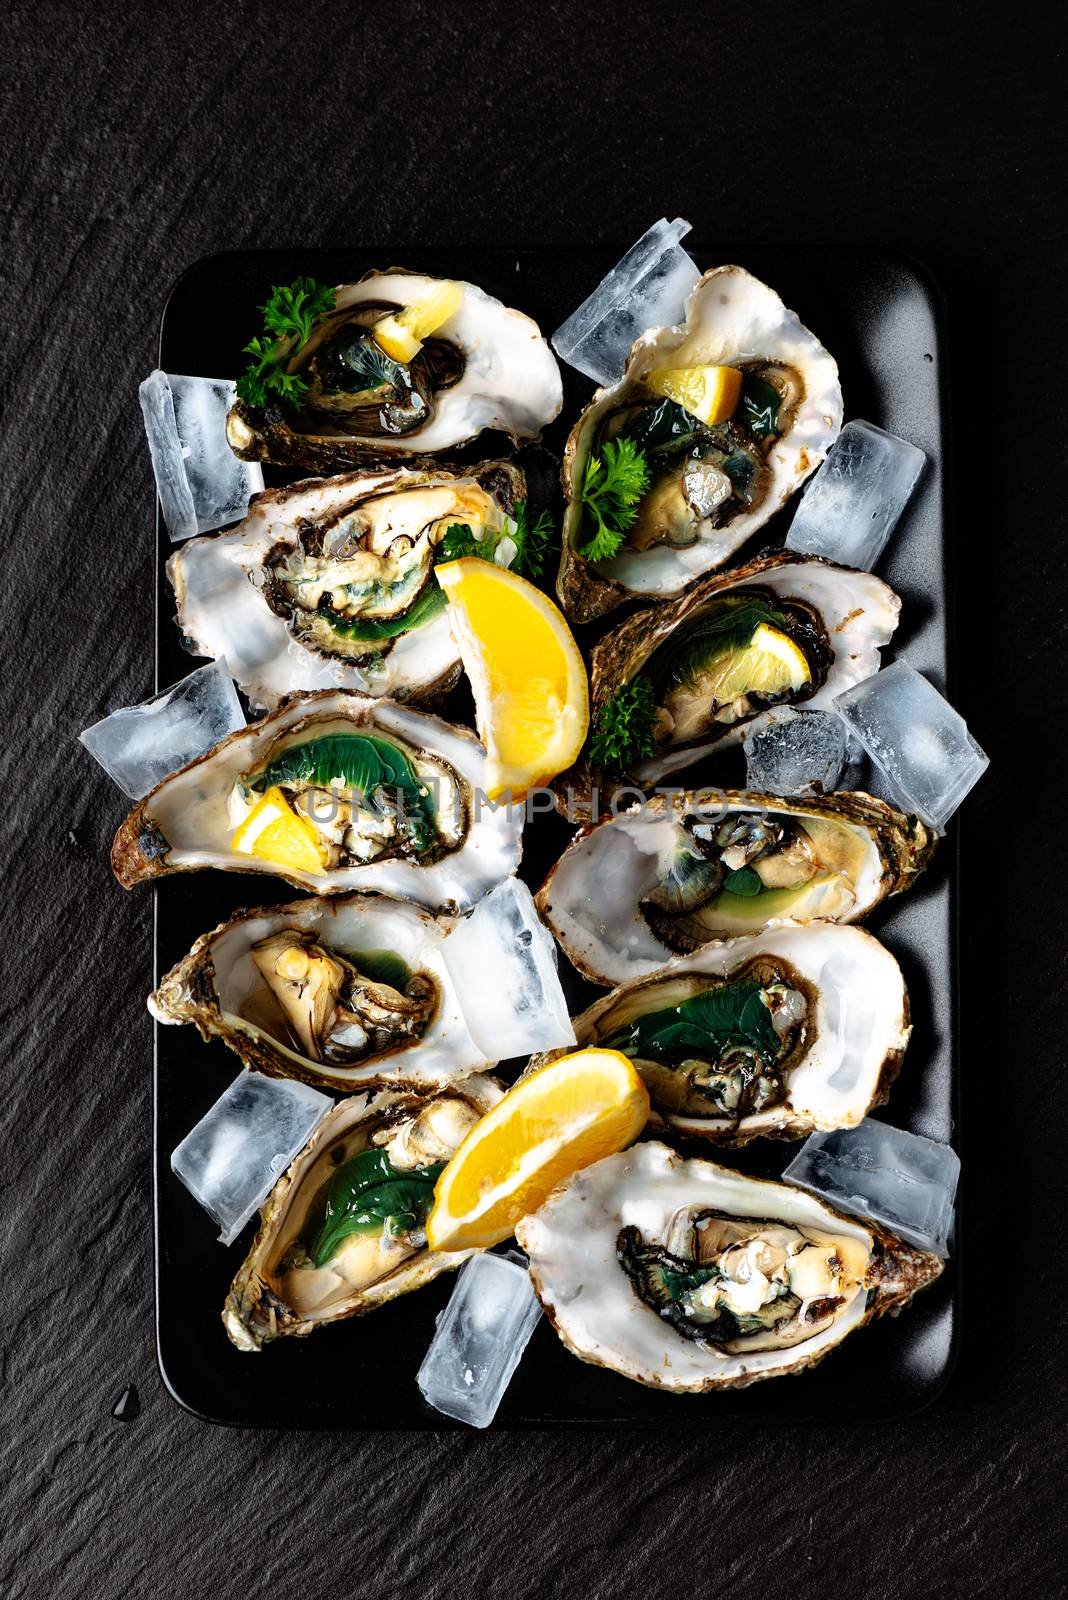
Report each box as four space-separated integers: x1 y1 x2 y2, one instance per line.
509 498 554 580
579 437 651 562
589 677 659 770
260 276 336 346
437 522 496 563
237 276 335 412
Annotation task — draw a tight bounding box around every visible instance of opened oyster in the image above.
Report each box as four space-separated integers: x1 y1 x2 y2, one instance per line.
111 691 523 909
224 1078 500 1350
537 789 934 985
151 878 574 1092
169 462 526 709
516 1141 941 1391
557 266 843 623
582 553 898 797
529 924 908 1143
226 271 562 472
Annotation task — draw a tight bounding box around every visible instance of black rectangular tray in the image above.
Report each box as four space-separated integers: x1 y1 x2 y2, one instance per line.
154 246 956 1427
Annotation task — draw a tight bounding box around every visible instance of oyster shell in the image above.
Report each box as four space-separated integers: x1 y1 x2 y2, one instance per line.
111 691 523 910
527 924 909 1144
226 270 562 472
169 461 525 710
224 1077 501 1351
150 892 504 1093
580 552 899 803
536 788 935 986
557 266 843 623
516 1141 942 1391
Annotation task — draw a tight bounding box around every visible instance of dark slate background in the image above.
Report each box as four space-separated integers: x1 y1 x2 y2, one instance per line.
1 2 1064 1594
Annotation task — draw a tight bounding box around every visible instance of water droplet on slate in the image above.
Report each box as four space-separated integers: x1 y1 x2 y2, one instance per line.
112 1384 140 1422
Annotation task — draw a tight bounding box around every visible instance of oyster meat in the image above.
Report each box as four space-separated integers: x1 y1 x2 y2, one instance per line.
537 788 935 985
516 1141 942 1392
169 461 526 709
558 266 843 623
224 1078 501 1351
528 924 909 1143
226 270 562 472
583 552 899 797
111 691 523 909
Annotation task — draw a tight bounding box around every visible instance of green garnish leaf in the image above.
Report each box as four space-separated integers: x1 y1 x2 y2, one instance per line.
737 374 783 436
318 583 447 643
353 949 412 990
579 437 652 562
509 498 554 579
309 1148 443 1267
722 865 764 897
250 732 437 851
437 522 495 564
260 276 337 346
237 276 336 412
590 677 659 770
604 978 780 1069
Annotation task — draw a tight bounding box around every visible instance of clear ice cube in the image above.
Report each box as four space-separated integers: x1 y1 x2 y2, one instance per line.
783 1118 959 1257
742 707 849 796
785 420 926 571
551 218 700 385
441 878 576 1061
139 370 264 542
79 660 246 800
171 1069 331 1245
834 661 989 831
417 1252 542 1427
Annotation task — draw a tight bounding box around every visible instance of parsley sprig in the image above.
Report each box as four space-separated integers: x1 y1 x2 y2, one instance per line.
589 677 659 770
436 499 555 580
236 276 336 409
579 438 651 562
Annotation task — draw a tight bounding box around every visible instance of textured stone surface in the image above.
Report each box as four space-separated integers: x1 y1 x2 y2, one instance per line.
1 1 1065 1595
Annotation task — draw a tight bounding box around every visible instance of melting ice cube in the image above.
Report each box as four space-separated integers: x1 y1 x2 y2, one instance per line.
79 660 245 800
783 1118 959 1257
139 370 264 542
551 218 700 385
834 661 988 830
417 1253 542 1427
742 707 850 796
441 878 576 1060
785 420 926 571
171 1069 331 1245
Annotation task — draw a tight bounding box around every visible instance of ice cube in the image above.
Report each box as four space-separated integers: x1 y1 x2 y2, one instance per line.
441 878 576 1060
785 420 926 571
551 218 700 385
417 1252 542 1427
834 661 988 831
743 707 849 796
139 370 264 542
79 660 245 800
783 1118 959 1256
171 1069 331 1245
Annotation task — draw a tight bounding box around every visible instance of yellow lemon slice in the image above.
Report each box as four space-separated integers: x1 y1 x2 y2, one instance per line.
374 280 464 363
646 364 743 425
426 1049 650 1253
436 558 589 802
701 622 811 704
231 786 328 875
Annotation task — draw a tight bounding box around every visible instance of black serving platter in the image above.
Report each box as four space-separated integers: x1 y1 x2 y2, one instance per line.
154 246 957 1427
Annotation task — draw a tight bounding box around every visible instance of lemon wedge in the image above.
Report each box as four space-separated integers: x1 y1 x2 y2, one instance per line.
646 364 743 425
374 280 464 363
700 622 811 704
426 1049 650 1253
436 558 589 802
231 785 328 875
